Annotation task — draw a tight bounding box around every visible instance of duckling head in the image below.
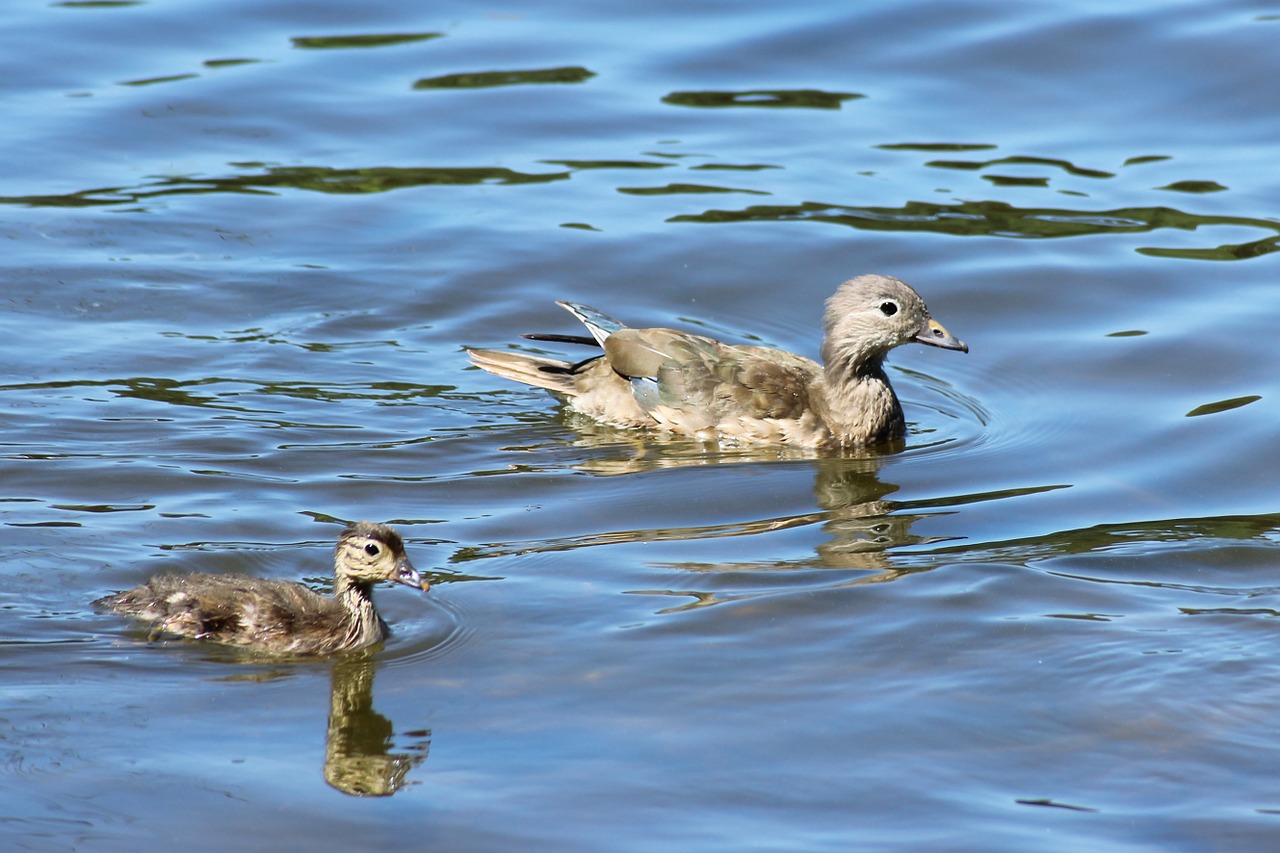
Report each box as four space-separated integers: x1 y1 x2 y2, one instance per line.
335 521 428 591
822 274 967 373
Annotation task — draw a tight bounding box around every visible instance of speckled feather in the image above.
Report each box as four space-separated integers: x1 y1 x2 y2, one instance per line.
96 522 427 656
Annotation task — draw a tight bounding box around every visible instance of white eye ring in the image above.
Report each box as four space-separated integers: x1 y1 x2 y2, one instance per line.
879 301 898 317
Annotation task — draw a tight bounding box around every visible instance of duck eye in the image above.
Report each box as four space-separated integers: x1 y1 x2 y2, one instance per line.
364 543 380 556
879 301 898 317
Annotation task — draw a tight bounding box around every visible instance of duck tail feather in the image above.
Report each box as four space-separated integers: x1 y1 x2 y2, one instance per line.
557 301 627 347
467 348 578 394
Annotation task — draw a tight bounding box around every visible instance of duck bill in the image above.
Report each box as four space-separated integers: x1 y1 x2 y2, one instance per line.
390 557 429 592
914 318 968 353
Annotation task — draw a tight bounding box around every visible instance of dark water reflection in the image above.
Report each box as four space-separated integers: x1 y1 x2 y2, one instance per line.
413 66 596 89
672 198 1280 260
8 162 1277 262
0 165 571 209
661 88 863 109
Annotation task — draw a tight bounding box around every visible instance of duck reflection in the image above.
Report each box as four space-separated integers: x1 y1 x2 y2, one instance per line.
809 456 931 571
476 426 953 578
584 430 951 575
323 654 430 797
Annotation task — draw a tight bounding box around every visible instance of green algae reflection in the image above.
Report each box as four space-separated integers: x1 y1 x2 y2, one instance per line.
669 199 1280 261
291 33 444 49
618 183 770 197
0 164 570 207
662 89 862 109
1186 395 1261 417
414 67 596 89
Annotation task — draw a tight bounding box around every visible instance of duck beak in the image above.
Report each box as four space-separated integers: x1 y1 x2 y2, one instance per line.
390 556 429 592
914 317 968 353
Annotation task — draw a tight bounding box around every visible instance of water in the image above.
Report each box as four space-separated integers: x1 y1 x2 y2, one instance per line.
3 0 1280 850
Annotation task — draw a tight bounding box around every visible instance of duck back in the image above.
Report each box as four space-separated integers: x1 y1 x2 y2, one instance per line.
98 573 369 655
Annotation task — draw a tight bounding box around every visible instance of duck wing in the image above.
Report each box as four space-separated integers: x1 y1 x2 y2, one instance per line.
602 329 822 430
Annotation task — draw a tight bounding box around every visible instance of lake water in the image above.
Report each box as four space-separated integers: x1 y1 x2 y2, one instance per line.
3 0 1280 850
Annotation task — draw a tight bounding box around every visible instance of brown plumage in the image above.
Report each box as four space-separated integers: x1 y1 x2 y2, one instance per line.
96 522 427 656
468 274 968 448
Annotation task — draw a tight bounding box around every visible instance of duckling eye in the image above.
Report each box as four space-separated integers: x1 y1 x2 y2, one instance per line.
364 543 380 556
879 301 898 317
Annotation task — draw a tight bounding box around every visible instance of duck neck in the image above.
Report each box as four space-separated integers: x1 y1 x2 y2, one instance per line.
822 339 885 382
819 350 904 445
334 574 388 647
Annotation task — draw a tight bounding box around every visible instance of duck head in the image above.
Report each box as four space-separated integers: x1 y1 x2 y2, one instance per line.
822 274 967 372
335 521 428 591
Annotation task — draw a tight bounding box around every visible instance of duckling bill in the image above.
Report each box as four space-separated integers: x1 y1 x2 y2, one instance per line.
468 274 967 447
96 522 427 656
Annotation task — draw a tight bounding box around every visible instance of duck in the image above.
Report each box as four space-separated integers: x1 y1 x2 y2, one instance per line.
467 274 968 448
96 522 427 656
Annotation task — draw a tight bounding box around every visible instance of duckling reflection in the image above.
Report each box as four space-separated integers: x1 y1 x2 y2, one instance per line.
96 522 429 656
324 654 430 797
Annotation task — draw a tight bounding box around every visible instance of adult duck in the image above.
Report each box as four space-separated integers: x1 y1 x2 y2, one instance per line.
468 274 967 447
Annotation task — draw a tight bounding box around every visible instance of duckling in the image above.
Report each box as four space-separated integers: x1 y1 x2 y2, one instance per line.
96 522 427 656
468 274 968 447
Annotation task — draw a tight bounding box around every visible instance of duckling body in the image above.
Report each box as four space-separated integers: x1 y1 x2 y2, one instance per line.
468 274 968 448
96 522 426 656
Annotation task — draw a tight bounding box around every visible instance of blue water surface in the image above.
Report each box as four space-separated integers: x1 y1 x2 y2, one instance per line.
3 1 1280 850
